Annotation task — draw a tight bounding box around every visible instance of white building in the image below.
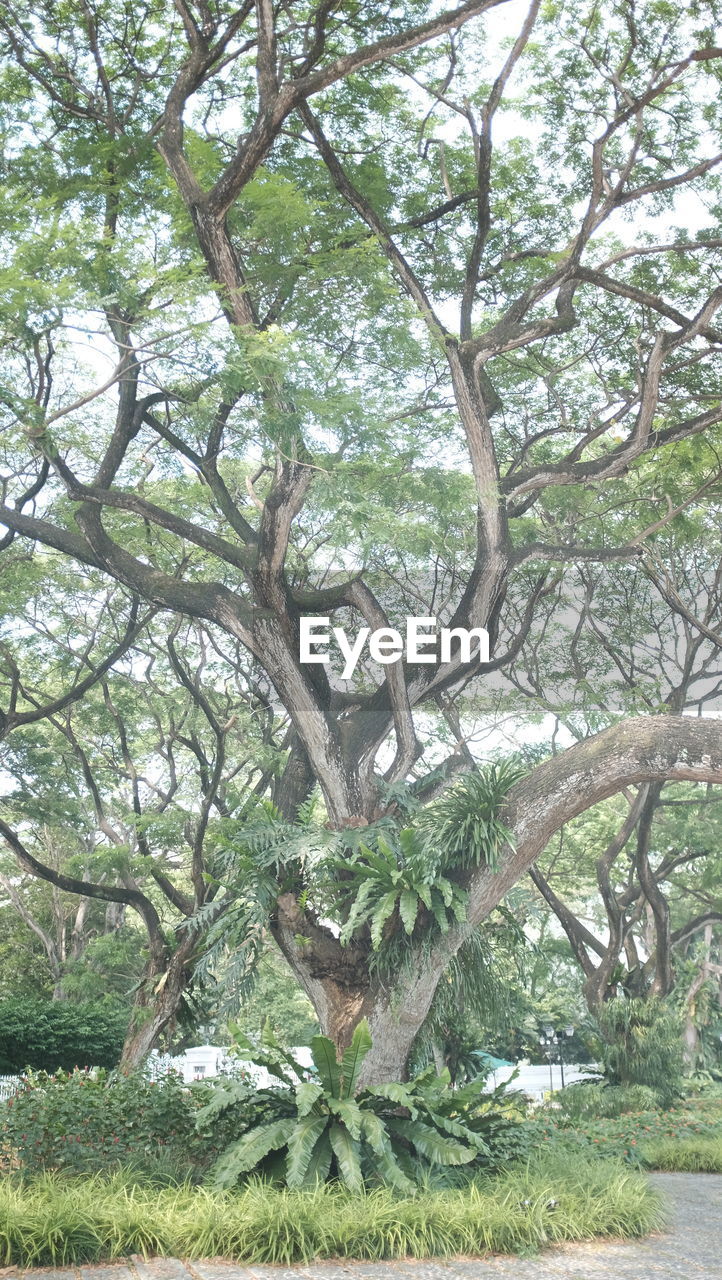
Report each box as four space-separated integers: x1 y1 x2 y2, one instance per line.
149 1043 314 1086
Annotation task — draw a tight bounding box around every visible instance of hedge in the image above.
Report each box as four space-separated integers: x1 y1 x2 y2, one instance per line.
0 999 128 1073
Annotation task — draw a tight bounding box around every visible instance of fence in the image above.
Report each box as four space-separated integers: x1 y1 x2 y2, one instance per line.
0 1075 20 1102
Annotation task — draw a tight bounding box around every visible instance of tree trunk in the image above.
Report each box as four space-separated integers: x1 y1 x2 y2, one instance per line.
119 938 194 1069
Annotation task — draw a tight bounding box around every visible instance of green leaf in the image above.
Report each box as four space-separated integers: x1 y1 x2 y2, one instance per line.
339 877 378 945
211 1118 295 1186
430 1112 489 1152
285 1114 329 1188
328 1122 363 1192
435 876 454 907
375 834 399 865
360 1111 416 1193
398 888 420 935
430 893 450 933
370 889 399 949
260 1016 280 1050
327 1097 363 1139
355 842 397 877
388 1118 475 1165
311 1034 341 1097
340 1018 372 1097
295 1080 324 1116
301 1128 333 1186
362 1081 417 1116
416 882 433 910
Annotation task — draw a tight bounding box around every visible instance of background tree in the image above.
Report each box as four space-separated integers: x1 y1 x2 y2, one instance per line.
524 541 722 1020
1 0 722 1082
0 582 290 1063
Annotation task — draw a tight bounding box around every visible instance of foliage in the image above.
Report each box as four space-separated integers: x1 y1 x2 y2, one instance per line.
596 999 685 1107
229 946 319 1047
528 1096 722 1166
417 761 526 873
0 1158 664 1267
210 760 522 974
0 1000 128 1074
332 827 468 951
57 931 148 1008
641 1137 722 1173
0 1068 255 1179
0 901 55 1001
552 1083 659 1122
200 1021 528 1190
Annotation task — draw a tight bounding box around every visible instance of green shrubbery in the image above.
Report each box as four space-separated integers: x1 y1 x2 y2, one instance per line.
2 1026 530 1192
530 1096 722 1165
553 1082 660 1121
2 1068 260 1180
641 1137 722 1172
0 1000 127 1074
596 999 684 1107
0 1158 664 1266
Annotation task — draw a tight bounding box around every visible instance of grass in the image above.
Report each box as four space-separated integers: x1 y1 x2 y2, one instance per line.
641 1137 722 1173
0 1156 665 1267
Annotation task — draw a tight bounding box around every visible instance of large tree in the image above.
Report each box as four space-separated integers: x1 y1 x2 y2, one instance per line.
1 0 722 1082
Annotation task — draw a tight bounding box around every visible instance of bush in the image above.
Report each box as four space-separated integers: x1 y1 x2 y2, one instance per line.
0 1157 665 1266
641 1137 722 1172
202 1021 531 1190
553 1082 659 1121
596 999 684 1107
0 999 127 1073
1 1068 264 1179
526 1096 722 1165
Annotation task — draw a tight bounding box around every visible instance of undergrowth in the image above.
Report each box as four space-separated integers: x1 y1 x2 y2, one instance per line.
0 1156 664 1266
642 1137 722 1173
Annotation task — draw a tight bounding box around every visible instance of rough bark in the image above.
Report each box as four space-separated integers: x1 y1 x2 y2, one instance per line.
118 934 197 1069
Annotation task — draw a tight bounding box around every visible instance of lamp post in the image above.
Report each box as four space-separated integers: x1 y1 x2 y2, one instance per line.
540 1026 554 1092
540 1024 575 1092
558 1025 574 1089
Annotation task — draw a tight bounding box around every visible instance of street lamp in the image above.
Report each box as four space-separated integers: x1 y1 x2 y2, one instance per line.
539 1024 575 1092
558 1025 574 1089
540 1027 555 1091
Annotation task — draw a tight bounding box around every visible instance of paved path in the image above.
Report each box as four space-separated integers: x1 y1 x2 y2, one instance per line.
7 1175 722 1280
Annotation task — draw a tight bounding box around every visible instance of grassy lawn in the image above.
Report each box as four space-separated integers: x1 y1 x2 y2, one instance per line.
0 1156 664 1267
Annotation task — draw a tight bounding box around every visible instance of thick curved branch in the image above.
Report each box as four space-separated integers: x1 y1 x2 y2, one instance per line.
466 716 722 927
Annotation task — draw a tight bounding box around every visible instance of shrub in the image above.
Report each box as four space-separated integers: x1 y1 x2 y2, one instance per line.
0 1157 664 1266
1 1068 260 1179
201 1020 531 1190
553 1082 659 1121
596 998 684 1107
0 999 127 1073
526 1095 722 1165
